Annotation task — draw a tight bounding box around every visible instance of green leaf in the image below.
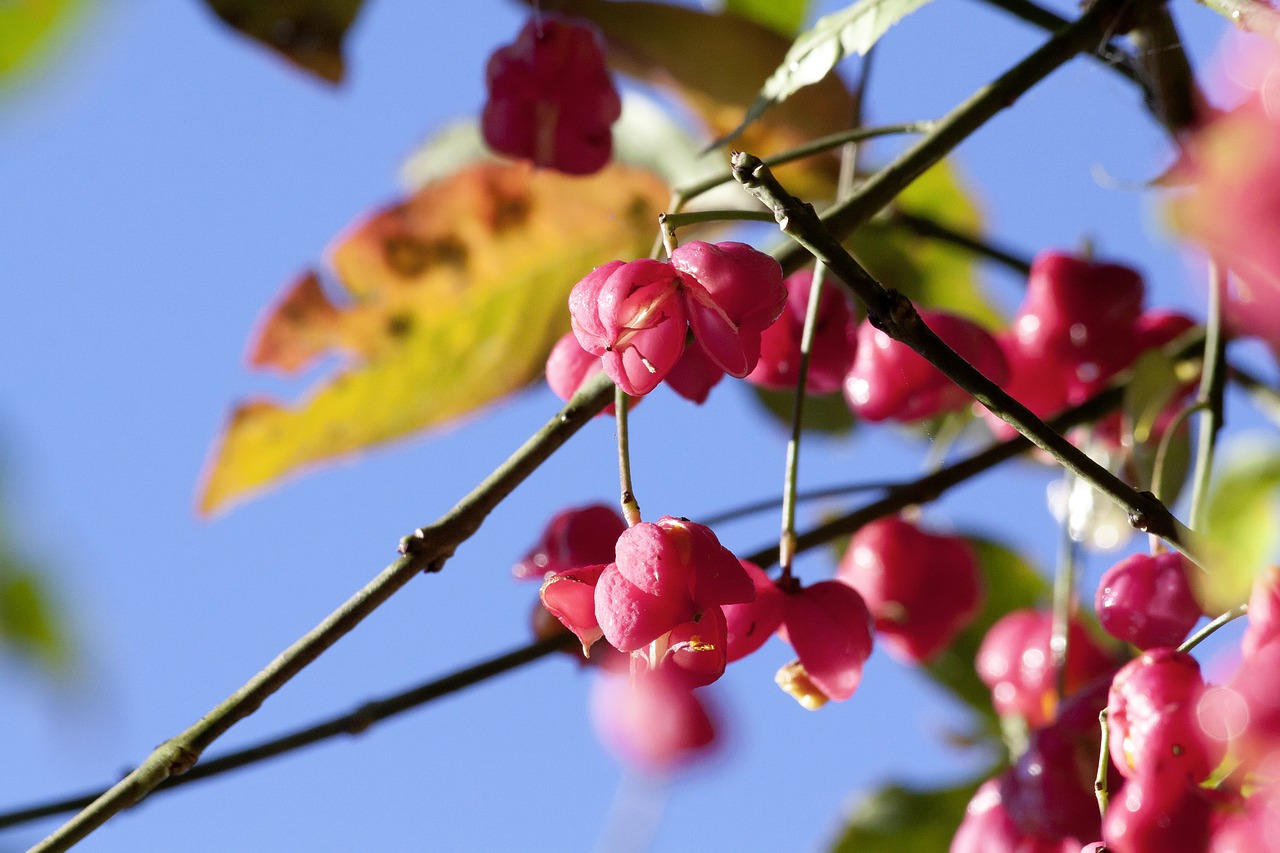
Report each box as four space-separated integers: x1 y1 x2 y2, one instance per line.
0 568 67 670
851 160 1004 328
200 0 365 84
1194 439 1280 613
724 0 934 143
0 0 84 88
749 386 857 435
724 0 810 36
829 780 979 853
1123 349 1181 446
924 537 1048 721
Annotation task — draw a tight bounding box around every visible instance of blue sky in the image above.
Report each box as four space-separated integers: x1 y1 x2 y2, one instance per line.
0 1 1258 850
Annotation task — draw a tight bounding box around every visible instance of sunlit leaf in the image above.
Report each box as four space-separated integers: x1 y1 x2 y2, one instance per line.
1193 438 1280 613
723 0 934 144
724 0 810 37
829 780 979 853
0 567 66 670
199 161 668 514
0 0 84 87
1123 349 1180 445
200 0 364 84
536 0 855 196
924 537 1048 721
851 160 1003 328
749 386 856 435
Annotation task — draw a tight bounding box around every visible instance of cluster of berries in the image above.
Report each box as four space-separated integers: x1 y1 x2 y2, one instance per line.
514 507 985 770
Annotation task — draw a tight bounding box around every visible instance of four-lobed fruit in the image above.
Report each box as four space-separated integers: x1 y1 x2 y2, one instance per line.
746 270 856 395
836 515 983 663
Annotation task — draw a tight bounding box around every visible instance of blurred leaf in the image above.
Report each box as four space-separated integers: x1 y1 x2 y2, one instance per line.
724 0 934 143
1193 439 1280 612
749 386 857 435
199 161 668 514
924 537 1048 721
201 0 364 83
536 0 855 196
0 0 84 86
851 160 1002 328
724 0 810 36
0 567 66 669
829 780 978 852
1123 349 1180 445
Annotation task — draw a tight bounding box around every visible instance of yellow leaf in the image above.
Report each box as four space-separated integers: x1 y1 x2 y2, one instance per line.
199 161 668 514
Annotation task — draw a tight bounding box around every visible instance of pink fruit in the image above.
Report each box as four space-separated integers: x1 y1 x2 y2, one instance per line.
664 337 725 404
568 259 688 396
951 777 1081 853
844 310 1009 423
481 16 621 175
721 560 786 662
1243 567 1280 659
669 241 788 378
976 609 1117 728
591 669 717 772
746 269 856 395
1102 776 1213 853
836 516 983 663
513 503 626 580
1096 552 1202 649
775 579 874 706
1107 648 1223 791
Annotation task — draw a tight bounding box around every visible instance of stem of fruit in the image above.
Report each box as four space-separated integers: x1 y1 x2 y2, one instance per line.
616 388 642 527
733 152 1199 559
1189 259 1229 531
1051 470 1080 703
1177 603 1249 653
1096 708 1111 817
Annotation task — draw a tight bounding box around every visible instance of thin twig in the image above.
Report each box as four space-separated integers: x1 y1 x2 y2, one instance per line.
0 634 576 831
1178 603 1249 653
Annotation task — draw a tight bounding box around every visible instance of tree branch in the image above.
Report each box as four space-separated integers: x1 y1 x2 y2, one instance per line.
734 152 1197 556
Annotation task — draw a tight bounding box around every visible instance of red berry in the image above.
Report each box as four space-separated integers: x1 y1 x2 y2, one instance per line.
513 503 627 580
746 270 856 395
1096 552 1202 649
1243 567 1280 659
977 609 1117 728
481 16 621 175
664 338 725 404
1102 776 1213 853
721 560 785 663
775 580 874 706
591 669 717 772
844 310 1008 422
952 777 1081 853
836 516 983 663
1107 648 1224 791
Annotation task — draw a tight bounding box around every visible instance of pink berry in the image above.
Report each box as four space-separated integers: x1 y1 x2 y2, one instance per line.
976 609 1117 728
1107 648 1223 791
844 310 1009 422
1096 552 1202 649
836 516 983 664
568 259 688 396
664 338 725 404
775 579 874 706
721 560 786 663
669 241 788 378
591 669 717 772
540 564 607 654
481 16 621 175
952 777 1081 853
746 270 856 395
1242 567 1280 659
1102 776 1213 853
514 503 626 580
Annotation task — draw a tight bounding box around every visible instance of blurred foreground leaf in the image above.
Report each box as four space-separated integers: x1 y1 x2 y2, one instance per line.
201 0 364 83
1193 439 1280 612
852 160 1003 328
829 780 978 852
750 386 856 435
924 537 1048 721
199 161 668 514
724 0 810 37
725 0 934 144
0 0 83 88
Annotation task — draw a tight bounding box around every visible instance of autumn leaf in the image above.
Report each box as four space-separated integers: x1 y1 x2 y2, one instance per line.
199 161 667 514
200 0 365 84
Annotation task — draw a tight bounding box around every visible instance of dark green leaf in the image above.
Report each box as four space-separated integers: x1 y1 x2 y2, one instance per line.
829 780 979 853
201 0 365 84
724 0 934 143
724 0 810 36
749 385 857 435
851 161 1004 328
924 537 1048 721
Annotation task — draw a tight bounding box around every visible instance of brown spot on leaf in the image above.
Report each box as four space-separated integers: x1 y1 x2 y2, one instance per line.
383 235 468 278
